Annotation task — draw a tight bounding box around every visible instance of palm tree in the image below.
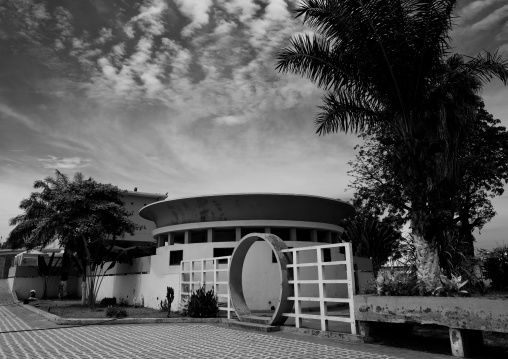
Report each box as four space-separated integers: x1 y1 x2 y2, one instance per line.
342 216 402 276
8 170 140 307
276 0 508 289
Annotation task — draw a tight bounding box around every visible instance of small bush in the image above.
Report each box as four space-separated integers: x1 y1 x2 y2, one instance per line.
159 287 174 317
480 245 508 291
160 299 169 312
106 307 128 318
100 297 117 306
187 286 219 318
375 270 419 296
177 297 189 316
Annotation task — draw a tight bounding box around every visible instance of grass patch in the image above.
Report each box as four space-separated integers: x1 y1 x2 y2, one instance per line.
28 299 180 318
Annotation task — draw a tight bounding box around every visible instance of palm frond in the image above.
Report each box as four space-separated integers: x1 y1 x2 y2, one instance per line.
462 51 508 85
276 34 363 93
315 91 384 135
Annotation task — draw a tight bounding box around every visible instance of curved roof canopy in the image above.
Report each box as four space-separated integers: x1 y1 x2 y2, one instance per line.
139 193 355 228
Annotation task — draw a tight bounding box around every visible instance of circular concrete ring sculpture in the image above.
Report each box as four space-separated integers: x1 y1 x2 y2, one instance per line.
229 233 294 326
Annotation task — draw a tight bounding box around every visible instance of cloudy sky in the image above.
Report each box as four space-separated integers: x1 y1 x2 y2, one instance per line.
1 0 507 249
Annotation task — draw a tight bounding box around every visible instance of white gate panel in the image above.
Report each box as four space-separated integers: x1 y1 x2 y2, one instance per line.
281 242 357 334
180 256 233 319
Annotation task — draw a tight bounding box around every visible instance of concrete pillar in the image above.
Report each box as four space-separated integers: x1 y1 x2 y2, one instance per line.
235 228 242 241
449 328 483 358
169 232 174 246
311 229 318 242
326 231 332 243
290 228 297 242
264 227 270 234
358 321 375 343
184 231 190 244
207 228 213 243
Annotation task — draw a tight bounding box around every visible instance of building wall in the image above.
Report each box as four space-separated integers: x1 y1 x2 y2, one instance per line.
94 241 374 311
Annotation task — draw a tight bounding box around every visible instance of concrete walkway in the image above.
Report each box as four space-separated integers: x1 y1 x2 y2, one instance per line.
0 279 456 359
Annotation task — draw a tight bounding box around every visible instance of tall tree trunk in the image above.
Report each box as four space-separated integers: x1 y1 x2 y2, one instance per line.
411 204 442 293
81 275 87 305
42 276 48 299
60 249 69 299
413 232 441 293
87 274 95 309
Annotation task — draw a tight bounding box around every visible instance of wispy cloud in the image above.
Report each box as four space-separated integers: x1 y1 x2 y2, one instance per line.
457 0 504 23
1 0 507 250
470 4 508 32
0 104 43 133
37 156 92 170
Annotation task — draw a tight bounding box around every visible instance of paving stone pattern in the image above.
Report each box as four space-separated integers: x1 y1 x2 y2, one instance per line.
0 324 407 359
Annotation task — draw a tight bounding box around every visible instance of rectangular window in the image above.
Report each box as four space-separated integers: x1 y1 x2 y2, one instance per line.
296 228 312 242
173 232 185 244
317 230 329 243
190 230 207 243
213 247 234 264
159 234 168 246
270 227 291 241
241 227 264 237
169 250 183 266
213 229 236 242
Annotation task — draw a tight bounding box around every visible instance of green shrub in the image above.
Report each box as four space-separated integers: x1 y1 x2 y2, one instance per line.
159 287 175 317
106 307 128 318
187 286 219 318
100 297 117 306
375 270 419 296
177 296 189 316
160 299 169 312
480 245 508 291
374 269 471 297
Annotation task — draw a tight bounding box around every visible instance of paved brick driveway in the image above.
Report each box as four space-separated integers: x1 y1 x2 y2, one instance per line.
1 280 452 359
0 323 410 359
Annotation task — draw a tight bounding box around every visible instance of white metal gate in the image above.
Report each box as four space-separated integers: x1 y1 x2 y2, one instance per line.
180 242 356 334
180 256 233 319
281 242 357 334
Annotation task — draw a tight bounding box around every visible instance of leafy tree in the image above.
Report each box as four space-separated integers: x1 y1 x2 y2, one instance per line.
276 0 508 288
349 104 508 272
454 106 508 252
7 170 141 307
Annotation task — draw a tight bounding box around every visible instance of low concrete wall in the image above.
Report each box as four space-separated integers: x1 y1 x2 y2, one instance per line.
95 272 180 309
355 295 508 333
